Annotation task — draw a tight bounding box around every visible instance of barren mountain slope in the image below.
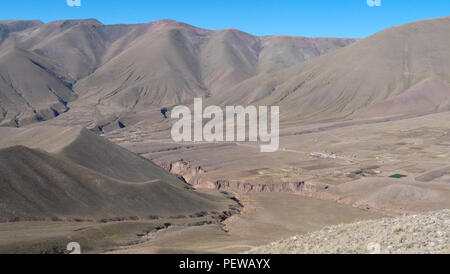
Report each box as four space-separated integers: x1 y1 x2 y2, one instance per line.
0 19 355 128
7 19 105 81
208 17 450 126
199 29 259 94
4 17 450 129
0 20 42 47
0 19 158 83
250 16 450 125
202 33 355 101
258 36 356 74
0 48 76 127
0 19 162 127
0 126 235 221
72 21 354 129
73 22 210 114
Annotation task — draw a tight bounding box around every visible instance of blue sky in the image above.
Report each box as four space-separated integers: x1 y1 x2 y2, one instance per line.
1 0 449 38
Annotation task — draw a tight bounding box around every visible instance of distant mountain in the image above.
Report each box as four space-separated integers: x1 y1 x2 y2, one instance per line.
3 17 449 130
0 20 42 46
245 16 450 125
0 19 354 128
0 48 76 127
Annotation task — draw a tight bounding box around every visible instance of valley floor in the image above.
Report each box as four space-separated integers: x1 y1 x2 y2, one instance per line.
103 111 450 253
1 112 449 254
110 111 450 216
108 192 381 253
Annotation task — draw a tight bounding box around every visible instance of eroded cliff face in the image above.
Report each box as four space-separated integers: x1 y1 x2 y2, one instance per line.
155 160 411 216
157 159 319 194
197 180 308 194
158 159 206 183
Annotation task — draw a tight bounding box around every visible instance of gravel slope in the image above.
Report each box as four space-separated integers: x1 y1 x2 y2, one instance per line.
250 209 449 254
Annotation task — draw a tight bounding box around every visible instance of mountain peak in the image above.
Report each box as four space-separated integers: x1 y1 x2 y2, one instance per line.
0 20 43 32
48 18 103 27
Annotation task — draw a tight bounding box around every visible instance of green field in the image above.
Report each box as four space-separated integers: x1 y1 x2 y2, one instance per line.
390 174 407 179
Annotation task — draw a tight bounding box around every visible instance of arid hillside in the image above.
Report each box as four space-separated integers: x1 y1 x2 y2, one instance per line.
2 17 450 130
209 16 450 126
0 126 237 222
0 19 354 130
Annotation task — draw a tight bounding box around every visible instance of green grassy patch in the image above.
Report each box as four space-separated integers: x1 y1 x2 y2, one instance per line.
389 174 407 179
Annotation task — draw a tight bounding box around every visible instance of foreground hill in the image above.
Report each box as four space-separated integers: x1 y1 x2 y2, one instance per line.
250 209 449 254
0 126 235 222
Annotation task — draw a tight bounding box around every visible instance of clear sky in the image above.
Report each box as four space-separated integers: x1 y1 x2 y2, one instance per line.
1 0 449 38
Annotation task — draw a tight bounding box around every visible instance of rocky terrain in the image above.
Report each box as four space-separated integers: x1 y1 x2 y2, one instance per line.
117 110 450 217
250 209 450 254
0 16 449 254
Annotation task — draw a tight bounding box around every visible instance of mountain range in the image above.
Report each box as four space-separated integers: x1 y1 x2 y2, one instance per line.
2 17 450 130
0 19 354 129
